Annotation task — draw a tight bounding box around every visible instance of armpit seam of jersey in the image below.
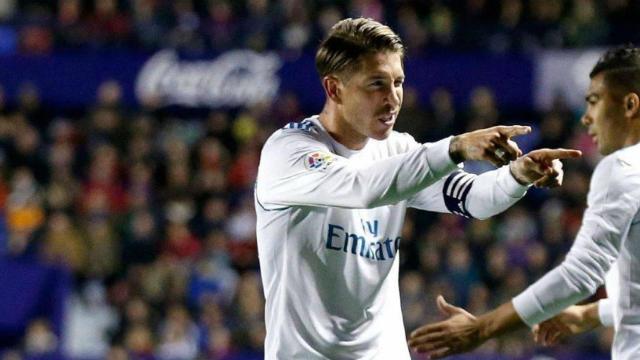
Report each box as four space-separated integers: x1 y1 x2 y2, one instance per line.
255 183 291 211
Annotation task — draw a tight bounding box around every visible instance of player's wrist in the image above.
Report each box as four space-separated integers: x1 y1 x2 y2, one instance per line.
449 135 465 163
480 301 527 341
581 302 602 330
508 160 531 185
476 316 493 344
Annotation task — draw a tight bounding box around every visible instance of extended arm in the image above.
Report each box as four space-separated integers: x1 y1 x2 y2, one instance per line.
257 125 533 209
532 301 604 346
408 148 580 219
408 157 640 359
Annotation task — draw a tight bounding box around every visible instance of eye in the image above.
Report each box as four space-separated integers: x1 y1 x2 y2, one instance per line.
370 80 385 87
394 79 404 87
585 96 597 105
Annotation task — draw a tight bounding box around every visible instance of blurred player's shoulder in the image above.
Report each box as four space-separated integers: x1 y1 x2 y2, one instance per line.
266 116 322 144
281 118 317 132
261 116 331 157
592 142 640 194
613 142 640 170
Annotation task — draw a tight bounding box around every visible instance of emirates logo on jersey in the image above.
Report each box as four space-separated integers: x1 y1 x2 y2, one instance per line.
325 221 401 261
304 152 335 171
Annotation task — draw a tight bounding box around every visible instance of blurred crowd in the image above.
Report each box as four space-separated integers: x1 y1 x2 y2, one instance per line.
0 0 638 56
0 78 279 359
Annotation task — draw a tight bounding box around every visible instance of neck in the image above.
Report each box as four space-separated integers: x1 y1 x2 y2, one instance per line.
626 122 640 147
318 102 368 150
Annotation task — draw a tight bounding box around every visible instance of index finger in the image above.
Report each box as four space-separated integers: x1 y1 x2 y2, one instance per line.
530 148 582 161
497 125 531 138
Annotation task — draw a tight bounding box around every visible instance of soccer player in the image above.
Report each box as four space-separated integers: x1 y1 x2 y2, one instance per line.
408 45 640 360
255 18 580 359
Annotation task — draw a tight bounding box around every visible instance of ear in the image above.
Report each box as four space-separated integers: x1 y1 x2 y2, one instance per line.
624 93 640 118
322 75 343 105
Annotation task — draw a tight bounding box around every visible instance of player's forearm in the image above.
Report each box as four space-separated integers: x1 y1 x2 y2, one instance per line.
552 302 602 334
466 166 529 219
477 302 527 341
510 220 621 327
367 137 458 207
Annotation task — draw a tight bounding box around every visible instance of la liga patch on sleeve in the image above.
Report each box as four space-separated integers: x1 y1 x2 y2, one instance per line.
304 151 336 171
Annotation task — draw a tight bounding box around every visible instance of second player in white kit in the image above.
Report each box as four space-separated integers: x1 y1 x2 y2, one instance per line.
408 46 640 360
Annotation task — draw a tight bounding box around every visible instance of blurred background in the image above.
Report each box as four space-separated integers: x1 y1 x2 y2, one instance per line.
0 0 635 359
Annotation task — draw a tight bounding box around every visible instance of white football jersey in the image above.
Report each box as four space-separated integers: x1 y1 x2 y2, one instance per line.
513 142 640 360
256 116 528 359
597 266 618 327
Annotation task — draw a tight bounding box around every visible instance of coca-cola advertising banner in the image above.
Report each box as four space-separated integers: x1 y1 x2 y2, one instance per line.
135 50 282 107
0 49 541 111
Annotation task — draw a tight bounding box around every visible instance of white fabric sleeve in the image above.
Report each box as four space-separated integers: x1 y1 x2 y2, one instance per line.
512 156 640 327
407 164 529 219
256 131 458 209
598 298 614 327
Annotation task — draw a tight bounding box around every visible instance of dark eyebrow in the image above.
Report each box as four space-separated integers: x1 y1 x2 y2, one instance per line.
366 74 388 81
366 74 405 82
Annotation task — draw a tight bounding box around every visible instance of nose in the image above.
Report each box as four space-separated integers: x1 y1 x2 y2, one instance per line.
580 113 591 126
386 86 401 108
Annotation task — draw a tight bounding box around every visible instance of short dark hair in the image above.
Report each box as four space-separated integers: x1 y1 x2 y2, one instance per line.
590 45 640 95
315 18 404 79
